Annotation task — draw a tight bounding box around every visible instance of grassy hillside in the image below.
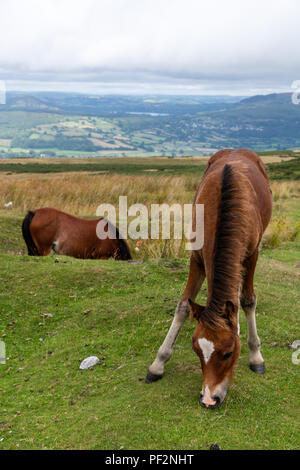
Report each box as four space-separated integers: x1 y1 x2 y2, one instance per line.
0 252 299 450
0 158 299 449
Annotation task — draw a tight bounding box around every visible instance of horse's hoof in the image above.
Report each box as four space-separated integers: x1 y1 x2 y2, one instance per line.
145 371 163 383
249 362 265 374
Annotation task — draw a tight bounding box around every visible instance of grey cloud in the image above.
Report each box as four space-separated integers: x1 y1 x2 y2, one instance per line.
0 0 299 94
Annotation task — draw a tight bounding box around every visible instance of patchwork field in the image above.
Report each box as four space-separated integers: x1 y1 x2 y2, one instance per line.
0 156 299 449
2 92 300 157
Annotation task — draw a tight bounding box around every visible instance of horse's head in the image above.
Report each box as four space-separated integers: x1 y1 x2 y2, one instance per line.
188 299 240 408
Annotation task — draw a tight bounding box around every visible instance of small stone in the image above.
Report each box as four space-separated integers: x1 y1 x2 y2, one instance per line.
270 342 278 347
79 356 100 370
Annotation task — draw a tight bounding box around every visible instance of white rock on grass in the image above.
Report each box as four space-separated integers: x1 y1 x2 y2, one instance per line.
79 356 100 370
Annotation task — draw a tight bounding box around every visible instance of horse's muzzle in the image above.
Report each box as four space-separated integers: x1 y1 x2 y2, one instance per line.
199 393 221 409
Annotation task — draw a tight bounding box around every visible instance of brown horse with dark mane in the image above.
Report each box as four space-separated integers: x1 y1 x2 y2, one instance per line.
22 208 132 261
146 149 272 408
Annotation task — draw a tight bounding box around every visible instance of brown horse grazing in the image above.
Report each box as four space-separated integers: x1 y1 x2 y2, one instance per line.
146 149 272 408
22 208 132 261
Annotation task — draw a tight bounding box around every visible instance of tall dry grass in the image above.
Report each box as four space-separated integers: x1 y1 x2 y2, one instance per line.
261 181 300 248
0 172 299 257
271 181 300 201
0 172 199 216
262 217 300 248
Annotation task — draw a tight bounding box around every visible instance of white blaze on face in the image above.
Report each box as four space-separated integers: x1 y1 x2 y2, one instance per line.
198 337 215 364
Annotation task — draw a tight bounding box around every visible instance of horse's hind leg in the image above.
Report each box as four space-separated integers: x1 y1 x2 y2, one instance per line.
31 235 52 256
31 234 52 256
241 250 265 374
146 255 205 383
29 224 53 256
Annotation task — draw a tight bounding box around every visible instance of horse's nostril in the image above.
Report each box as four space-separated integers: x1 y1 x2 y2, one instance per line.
210 396 220 408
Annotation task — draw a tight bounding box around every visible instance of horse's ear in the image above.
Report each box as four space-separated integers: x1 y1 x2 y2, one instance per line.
188 299 205 322
224 300 236 325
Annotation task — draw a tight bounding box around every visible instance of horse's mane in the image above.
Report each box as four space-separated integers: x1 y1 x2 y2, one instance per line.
98 218 132 260
115 224 132 260
202 164 249 329
100 218 132 260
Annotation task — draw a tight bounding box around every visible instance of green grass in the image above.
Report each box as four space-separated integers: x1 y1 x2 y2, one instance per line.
0 234 299 449
266 156 300 180
0 159 207 176
261 242 300 266
0 215 23 253
0 153 299 449
0 155 299 179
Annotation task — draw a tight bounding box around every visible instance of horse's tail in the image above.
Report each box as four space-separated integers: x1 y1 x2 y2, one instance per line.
22 211 39 256
115 226 132 260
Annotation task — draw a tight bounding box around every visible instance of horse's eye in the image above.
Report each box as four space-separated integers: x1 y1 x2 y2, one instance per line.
223 351 233 360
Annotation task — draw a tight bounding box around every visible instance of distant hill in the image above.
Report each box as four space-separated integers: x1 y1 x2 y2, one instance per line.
199 92 300 149
5 94 60 112
1 92 243 115
240 93 292 104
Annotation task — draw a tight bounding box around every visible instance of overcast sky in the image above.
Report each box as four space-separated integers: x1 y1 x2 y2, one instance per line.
1 0 300 95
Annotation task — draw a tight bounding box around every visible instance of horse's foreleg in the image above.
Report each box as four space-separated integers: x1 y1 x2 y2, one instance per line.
146 255 205 383
38 246 52 256
241 250 265 374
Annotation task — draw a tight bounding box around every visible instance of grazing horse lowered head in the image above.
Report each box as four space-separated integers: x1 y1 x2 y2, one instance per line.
22 207 132 261
146 149 272 408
